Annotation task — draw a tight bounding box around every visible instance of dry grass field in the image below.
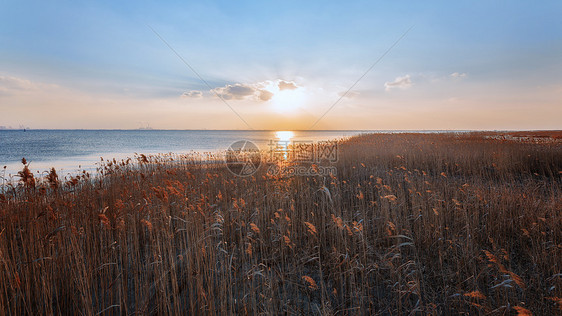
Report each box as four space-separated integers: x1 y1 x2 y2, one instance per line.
0 132 561 315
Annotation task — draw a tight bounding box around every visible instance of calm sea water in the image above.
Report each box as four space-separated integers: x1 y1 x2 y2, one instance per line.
0 130 366 177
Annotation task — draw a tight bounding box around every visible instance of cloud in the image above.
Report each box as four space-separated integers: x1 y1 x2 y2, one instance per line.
0 75 59 96
0 75 34 90
258 89 274 101
204 79 300 102
211 83 256 100
384 75 412 91
446 97 463 103
181 90 203 98
338 90 360 98
278 80 298 91
210 82 276 102
450 72 467 79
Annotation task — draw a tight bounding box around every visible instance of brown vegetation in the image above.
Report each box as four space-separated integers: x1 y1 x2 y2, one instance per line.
0 132 561 315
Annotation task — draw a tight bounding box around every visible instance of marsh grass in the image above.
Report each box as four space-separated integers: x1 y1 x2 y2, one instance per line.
0 132 560 315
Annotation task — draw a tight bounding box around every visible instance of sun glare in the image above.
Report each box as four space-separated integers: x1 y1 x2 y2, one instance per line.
271 88 307 113
275 130 294 142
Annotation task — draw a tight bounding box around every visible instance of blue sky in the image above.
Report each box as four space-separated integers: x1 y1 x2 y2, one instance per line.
1 1 561 129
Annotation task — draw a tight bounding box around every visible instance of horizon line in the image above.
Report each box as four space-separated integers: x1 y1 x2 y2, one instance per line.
0 128 561 132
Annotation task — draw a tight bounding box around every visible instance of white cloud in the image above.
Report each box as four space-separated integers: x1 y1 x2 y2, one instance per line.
0 75 58 96
384 75 412 91
450 72 467 79
181 90 203 98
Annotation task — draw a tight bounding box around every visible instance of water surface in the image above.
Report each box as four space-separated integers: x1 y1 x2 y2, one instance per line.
0 130 365 177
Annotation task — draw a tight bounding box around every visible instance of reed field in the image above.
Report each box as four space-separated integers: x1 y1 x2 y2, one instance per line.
0 132 561 315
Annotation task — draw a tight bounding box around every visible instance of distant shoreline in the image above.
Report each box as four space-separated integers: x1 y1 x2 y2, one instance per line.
1 129 560 132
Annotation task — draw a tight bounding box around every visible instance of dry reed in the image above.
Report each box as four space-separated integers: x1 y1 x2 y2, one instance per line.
0 132 560 315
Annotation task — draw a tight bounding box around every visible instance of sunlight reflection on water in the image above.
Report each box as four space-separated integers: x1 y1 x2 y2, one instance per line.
275 131 294 160
0 130 364 177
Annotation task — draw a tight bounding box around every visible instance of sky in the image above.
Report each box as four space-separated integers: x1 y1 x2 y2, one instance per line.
0 1 561 130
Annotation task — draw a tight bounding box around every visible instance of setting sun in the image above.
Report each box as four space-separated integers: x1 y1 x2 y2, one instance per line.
275 130 295 142
271 88 308 114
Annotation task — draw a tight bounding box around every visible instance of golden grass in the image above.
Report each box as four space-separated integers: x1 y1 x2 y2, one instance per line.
0 132 560 315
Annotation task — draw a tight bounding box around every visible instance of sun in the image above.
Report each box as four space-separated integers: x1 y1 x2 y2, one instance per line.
271 88 307 114
275 130 294 142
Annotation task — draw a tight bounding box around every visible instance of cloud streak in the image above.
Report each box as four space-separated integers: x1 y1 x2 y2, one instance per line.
384 75 412 91
450 72 467 79
0 75 58 96
181 90 203 98
338 90 360 98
